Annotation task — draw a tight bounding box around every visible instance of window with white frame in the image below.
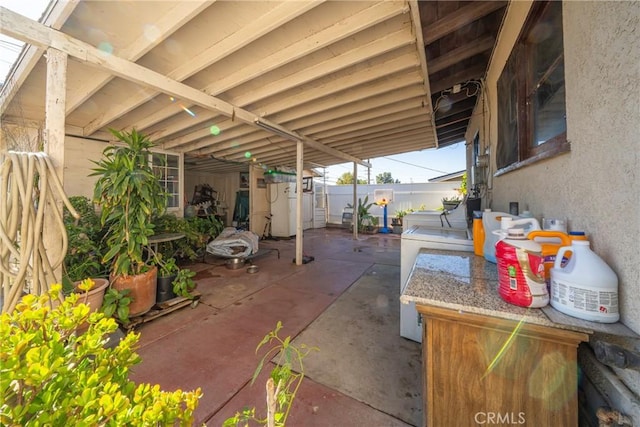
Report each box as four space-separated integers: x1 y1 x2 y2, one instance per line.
496 1 569 173
152 152 180 209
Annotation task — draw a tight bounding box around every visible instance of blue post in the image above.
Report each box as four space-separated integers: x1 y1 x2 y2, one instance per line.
379 204 390 233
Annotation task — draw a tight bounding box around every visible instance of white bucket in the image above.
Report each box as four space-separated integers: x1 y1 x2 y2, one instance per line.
550 241 619 323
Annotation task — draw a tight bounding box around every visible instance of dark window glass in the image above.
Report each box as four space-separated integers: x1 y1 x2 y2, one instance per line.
496 1 569 174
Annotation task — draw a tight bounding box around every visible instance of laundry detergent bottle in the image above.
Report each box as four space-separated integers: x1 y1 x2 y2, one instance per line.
550 240 619 323
495 231 547 308
482 210 510 263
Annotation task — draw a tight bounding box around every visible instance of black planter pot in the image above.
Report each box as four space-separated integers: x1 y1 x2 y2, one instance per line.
156 274 177 303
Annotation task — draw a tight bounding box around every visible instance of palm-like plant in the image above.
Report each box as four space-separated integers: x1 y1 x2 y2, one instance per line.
91 129 167 277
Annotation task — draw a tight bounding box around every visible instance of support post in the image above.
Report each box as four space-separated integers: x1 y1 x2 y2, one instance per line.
295 141 303 265
352 162 358 240
44 48 67 283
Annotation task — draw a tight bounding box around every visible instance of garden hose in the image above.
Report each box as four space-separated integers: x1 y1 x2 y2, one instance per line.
0 151 79 313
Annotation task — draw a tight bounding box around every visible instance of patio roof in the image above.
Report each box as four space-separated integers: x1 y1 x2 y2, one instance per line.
0 1 505 173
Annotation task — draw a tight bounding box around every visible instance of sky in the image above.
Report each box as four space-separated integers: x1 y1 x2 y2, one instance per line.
0 0 50 84
0 0 467 184
322 141 467 185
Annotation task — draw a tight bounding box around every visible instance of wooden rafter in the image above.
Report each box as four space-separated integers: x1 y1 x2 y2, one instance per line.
83 1 325 135
422 1 506 45
0 1 78 116
65 1 212 115
0 6 370 167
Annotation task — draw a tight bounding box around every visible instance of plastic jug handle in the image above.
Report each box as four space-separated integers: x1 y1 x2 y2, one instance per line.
554 246 572 269
528 230 572 246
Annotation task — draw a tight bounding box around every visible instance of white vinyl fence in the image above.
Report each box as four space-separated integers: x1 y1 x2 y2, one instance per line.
319 182 463 225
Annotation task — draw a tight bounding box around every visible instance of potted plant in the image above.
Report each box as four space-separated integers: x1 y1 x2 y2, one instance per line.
442 196 462 211
346 195 375 233
155 256 179 303
62 196 108 293
172 268 197 300
392 209 406 234
91 128 167 317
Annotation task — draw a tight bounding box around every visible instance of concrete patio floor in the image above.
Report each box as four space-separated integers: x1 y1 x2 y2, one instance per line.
129 227 422 426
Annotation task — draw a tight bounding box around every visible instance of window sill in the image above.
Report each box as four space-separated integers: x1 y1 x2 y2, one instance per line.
494 140 571 177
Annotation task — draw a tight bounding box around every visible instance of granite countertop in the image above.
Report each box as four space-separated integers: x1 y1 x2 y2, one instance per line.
400 248 599 334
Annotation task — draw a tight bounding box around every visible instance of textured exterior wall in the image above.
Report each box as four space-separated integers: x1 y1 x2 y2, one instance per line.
560 1 640 334
468 1 640 334
465 0 640 404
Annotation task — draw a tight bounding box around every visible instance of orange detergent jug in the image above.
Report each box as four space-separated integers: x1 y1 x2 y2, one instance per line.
527 230 572 290
472 211 485 256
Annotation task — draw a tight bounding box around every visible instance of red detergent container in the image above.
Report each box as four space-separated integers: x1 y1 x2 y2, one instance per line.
495 229 548 308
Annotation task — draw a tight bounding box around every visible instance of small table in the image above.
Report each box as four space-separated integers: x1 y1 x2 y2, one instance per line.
147 233 185 260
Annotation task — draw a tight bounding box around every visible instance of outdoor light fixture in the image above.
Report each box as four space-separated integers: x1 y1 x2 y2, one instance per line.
254 118 300 142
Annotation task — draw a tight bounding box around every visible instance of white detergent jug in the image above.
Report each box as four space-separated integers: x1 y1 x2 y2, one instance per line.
550 241 619 323
482 211 511 263
483 213 540 263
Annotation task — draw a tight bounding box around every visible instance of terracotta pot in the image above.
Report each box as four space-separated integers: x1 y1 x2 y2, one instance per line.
73 278 109 313
110 267 157 317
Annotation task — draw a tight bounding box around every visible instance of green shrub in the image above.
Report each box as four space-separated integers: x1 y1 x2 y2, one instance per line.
0 284 202 425
152 213 224 261
62 196 108 288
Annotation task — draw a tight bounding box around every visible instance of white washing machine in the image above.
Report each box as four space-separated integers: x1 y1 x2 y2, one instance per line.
400 225 473 342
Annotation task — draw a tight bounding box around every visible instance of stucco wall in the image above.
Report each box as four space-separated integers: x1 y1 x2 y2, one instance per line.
464 2 640 406
64 135 185 216
467 1 640 334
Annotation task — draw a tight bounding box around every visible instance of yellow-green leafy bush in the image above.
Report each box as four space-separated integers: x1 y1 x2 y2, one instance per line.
0 285 202 426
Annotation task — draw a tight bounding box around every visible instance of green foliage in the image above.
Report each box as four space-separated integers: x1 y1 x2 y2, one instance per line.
101 288 132 324
62 196 108 288
91 129 167 277
152 213 224 261
0 285 202 425
155 255 179 277
459 172 467 196
375 172 399 184
336 172 367 185
172 268 197 300
224 321 317 427
442 196 462 203
347 195 376 232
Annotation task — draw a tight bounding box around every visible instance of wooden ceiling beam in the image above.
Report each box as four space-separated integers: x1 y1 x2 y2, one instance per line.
65 1 212 115
309 108 427 141
422 1 506 45
435 97 477 120
429 65 485 94
0 6 370 167
165 57 421 151
285 86 426 130
436 110 473 129
0 0 78 116
82 0 324 135
318 115 432 145
428 36 495 75
212 121 434 165
299 97 426 136
437 133 467 145
140 29 416 139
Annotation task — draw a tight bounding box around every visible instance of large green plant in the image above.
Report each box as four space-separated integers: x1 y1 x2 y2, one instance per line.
0 284 201 425
346 195 375 233
91 129 167 277
62 196 108 289
152 213 223 261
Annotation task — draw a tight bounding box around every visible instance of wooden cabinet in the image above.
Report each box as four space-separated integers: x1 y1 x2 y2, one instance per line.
417 305 588 427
